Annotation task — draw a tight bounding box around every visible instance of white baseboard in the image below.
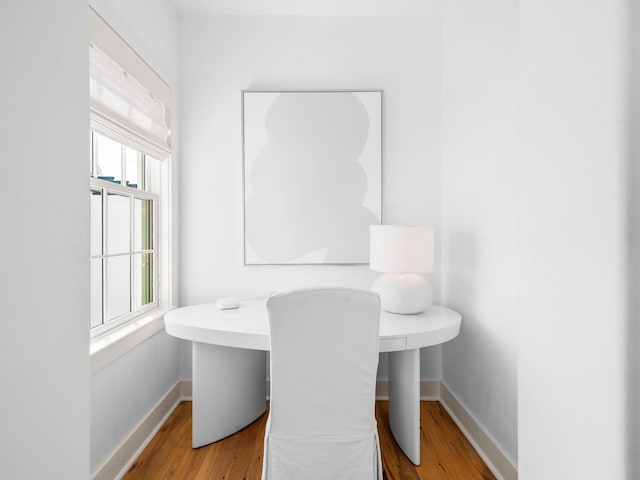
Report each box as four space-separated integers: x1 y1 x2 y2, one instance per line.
179 378 192 399
440 383 517 480
96 379 516 480
375 379 440 400
92 380 191 480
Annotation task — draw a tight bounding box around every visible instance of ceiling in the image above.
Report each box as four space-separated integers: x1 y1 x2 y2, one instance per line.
169 0 442 16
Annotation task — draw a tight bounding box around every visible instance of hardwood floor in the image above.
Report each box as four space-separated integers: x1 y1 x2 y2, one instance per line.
123 401 495 480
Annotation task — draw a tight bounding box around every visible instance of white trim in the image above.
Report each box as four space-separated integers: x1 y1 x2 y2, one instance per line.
90 307 170 373
179 379 193 400
440 383 517 480
420 379 440 400
375 379 388 400
374 379 440 400
91 380 188 480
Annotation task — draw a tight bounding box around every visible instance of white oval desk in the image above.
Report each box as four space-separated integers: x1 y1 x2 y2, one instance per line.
164 300 461 465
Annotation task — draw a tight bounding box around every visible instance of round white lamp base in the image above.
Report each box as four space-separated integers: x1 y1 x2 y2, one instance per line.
371 273 434 315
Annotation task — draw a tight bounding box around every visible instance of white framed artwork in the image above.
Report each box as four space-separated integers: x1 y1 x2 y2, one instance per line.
242 90 382 265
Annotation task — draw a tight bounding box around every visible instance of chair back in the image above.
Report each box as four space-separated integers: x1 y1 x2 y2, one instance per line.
267 287 381 437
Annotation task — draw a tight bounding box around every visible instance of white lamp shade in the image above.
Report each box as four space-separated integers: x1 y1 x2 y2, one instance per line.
369 225 434 273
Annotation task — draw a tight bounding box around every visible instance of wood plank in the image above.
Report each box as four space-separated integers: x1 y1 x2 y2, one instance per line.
123 401 496 480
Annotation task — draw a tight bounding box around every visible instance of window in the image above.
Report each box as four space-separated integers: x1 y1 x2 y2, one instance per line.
90 132 159 334
89 6 171 339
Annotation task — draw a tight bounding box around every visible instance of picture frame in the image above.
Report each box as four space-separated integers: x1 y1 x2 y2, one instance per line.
242 90 383 265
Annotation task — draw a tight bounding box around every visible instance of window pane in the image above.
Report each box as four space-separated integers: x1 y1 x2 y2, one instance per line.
107 193 130 254
106 256 130 321
133 253 153 310
94 132 122 183
125 146 142 188
91 189 102 256
90 258 103 328
134 198 153 251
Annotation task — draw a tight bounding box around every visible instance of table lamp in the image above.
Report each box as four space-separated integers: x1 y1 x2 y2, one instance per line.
369 225 434 314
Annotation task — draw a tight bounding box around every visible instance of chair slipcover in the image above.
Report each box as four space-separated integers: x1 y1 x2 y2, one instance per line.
262 287 383 480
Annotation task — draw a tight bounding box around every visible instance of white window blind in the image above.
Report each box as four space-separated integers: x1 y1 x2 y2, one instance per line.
89 7 171 160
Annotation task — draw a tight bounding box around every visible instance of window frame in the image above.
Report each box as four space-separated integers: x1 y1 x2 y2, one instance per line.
90 131 160 339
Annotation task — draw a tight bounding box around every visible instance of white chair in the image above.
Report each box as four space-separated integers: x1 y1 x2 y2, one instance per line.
262 287 383 480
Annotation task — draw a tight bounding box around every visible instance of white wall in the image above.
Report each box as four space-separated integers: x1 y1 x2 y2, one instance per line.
630 2 640 477
91 332 178 470
0 1 90 478
89 0 181 474
518 0 628 478
441 0 518 465
443 1 634 476
91 0 178 78
178 15 443 380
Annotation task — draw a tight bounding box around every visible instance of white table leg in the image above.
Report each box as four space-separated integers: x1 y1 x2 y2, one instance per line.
388 348 420 465
192 342 267 448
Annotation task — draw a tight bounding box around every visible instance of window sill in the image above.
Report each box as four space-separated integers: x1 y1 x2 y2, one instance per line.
90 306 173 374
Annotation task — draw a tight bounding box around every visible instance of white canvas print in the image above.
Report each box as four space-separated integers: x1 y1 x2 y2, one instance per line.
242 90 382 265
